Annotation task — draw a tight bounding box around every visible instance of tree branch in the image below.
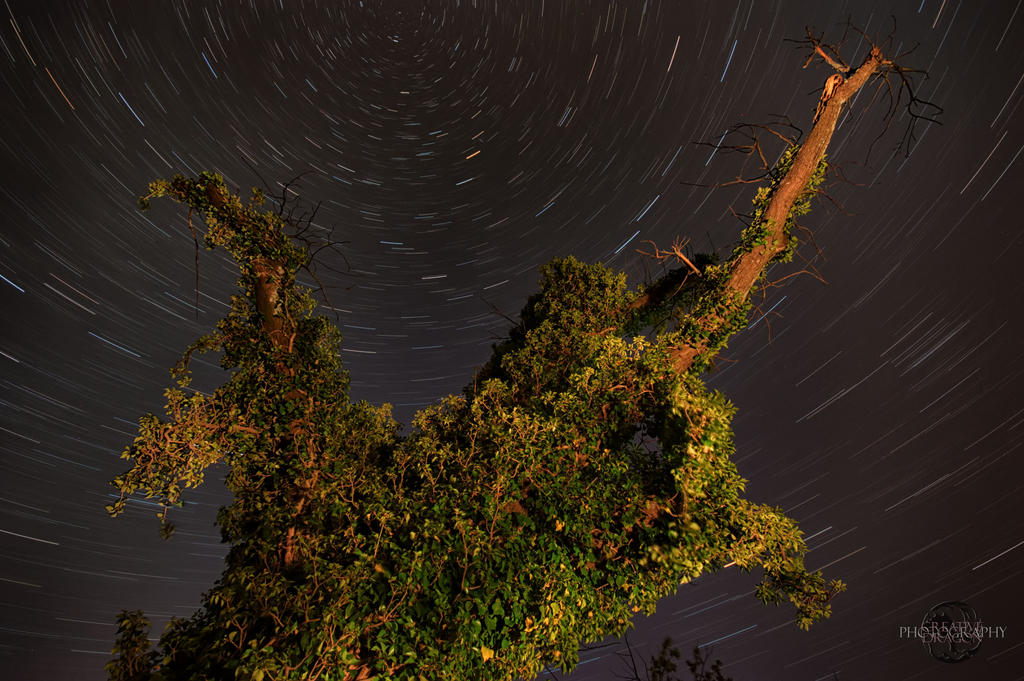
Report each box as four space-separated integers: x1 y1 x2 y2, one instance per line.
663 45 888 374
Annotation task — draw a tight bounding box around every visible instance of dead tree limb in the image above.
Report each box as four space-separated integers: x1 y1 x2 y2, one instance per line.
662 43 891 374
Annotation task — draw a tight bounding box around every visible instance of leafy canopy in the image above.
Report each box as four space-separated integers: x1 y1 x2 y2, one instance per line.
107 159 841 681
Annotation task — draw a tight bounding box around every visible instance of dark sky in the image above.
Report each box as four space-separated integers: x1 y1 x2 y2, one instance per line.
2 1 1023 679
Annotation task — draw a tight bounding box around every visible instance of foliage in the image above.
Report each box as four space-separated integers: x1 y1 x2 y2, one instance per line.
614 635 735 681
634 639 733 681
107 610 160 681
681 644 733 681
106 164 843 680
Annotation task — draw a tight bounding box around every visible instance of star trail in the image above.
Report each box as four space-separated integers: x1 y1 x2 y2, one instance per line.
1 1 1023 679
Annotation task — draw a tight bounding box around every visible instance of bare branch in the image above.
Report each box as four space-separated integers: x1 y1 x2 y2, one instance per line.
636 239 702 276
685 118 802 188
787 27 851 73
794 23 942 159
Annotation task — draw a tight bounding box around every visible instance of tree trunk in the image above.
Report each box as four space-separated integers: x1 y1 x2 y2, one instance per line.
664 47 886 374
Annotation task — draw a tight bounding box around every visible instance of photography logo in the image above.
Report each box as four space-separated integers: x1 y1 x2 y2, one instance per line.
899 601 1006 663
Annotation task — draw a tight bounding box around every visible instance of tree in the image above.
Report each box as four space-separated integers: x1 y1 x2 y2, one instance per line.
106 34 922 681
612 635 733 681
106 610 162 681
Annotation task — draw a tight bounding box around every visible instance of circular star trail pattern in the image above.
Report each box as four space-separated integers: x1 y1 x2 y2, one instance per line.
1 1 1023 679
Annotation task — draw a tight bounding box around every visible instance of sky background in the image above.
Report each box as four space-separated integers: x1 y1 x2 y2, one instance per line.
2 1 1023 679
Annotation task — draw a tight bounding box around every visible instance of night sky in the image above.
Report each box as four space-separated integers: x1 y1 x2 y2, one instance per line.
2 1 1023 679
